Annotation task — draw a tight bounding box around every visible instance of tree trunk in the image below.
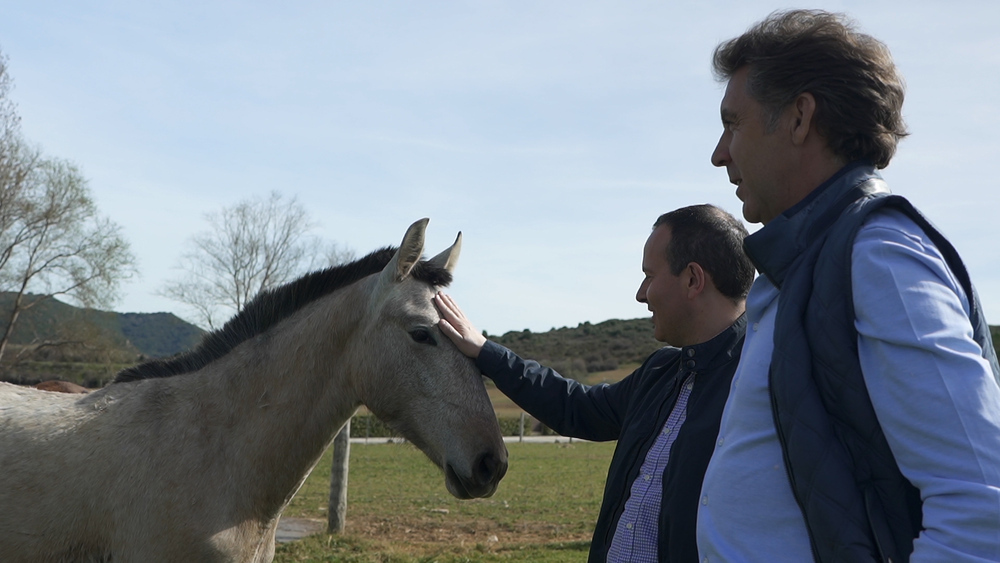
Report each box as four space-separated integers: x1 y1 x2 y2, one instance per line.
327 419 350 533
0 292 24 366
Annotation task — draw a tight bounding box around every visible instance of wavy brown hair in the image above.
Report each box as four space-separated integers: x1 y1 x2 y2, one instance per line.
713 9 908 169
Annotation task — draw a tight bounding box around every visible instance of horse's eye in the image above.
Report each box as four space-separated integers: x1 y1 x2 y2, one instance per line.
409 328 437 346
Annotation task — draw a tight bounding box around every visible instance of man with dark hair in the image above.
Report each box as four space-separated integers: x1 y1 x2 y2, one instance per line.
434 204 754 563
698 9 1000 562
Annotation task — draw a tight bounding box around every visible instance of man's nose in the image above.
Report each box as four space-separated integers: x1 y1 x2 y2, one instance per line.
711 134 730 167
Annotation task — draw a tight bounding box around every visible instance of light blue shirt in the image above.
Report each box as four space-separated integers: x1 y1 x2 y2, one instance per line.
698 209 1000 562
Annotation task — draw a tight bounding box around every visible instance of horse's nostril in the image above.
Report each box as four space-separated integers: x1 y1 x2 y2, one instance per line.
474 451 508 485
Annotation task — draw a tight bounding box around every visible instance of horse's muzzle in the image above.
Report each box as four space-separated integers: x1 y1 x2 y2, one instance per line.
445 448 509 499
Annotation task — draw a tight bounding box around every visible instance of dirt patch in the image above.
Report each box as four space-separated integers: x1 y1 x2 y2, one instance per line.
332 512 590 547
276 517 326 542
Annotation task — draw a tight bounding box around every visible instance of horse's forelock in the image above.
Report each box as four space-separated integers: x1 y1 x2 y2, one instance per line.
411 261 452 288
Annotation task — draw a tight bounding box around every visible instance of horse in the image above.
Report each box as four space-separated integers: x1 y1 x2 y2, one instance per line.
0 218 508 562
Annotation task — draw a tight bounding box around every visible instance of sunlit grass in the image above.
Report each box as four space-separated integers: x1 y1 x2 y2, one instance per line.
277 441 616 562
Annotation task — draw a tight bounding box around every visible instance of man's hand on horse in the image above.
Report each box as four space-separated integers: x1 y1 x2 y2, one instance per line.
434 292 486 359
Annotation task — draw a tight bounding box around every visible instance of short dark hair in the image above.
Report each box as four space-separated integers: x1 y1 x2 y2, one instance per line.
654 205 755 300
712 9 907 169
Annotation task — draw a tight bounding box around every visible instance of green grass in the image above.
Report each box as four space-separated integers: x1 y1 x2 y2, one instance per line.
276 441 616 562
276 535 592 563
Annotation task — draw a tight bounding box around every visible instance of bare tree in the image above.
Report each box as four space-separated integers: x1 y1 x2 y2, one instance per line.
0 51 34 266
0 51 137 365
0 51 19 152
0 158 138 364
324 241 356 270
161 192 351 330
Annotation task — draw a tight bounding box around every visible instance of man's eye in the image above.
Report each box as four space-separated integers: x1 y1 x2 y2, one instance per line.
409 328 437 346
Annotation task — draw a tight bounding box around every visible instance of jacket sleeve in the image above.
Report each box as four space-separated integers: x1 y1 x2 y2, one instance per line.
475 340 639 441
853 210 1000 562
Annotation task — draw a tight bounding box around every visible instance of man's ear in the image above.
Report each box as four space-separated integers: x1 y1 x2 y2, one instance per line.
790 92 818 146
686 262 707 298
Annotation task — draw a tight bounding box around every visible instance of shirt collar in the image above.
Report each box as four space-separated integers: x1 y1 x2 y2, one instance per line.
742 161 886 289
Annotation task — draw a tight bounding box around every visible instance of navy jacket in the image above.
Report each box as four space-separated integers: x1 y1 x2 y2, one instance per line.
476 316 745 563
743 162 1000 562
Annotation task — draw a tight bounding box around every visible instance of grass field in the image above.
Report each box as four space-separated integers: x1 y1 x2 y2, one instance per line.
275 440 617 562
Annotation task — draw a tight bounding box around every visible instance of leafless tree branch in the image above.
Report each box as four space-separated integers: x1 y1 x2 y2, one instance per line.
159 191 353 330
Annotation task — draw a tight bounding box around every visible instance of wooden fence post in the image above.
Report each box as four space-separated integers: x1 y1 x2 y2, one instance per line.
327 419 351 533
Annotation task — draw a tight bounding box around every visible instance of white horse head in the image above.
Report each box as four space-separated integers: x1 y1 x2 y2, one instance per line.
360 218 506 498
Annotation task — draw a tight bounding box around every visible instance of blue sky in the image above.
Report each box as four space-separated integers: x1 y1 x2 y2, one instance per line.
0 1 998 335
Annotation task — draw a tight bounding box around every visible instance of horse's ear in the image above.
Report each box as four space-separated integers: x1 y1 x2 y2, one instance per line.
380 218 428 285
427 231 462 273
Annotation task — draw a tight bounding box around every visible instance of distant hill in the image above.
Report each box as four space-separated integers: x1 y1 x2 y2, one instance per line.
489 317 663 382
0 293 204 359
117 312 206 358
493 318 1000 384
3 292 999 387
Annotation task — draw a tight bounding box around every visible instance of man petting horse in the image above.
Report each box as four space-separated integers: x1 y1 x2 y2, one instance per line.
434 204 753 563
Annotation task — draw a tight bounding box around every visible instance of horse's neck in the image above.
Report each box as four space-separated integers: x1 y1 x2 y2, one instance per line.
185 282 369 519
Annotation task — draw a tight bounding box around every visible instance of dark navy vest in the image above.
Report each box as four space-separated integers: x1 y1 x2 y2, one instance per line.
743 163 1000 563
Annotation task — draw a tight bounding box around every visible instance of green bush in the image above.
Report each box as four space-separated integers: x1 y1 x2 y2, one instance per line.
348 413 398 438
350 413 553 438
491 318 662 377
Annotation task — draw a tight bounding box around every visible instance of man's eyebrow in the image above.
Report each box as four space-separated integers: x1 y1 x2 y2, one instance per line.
721 108 737 123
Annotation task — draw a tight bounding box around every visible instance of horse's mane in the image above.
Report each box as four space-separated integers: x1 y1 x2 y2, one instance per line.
114 247 453 383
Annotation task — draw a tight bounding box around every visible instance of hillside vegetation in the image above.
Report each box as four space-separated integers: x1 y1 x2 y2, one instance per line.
489 318 662 383
0 293 203 385
490 319 1000 385
0 293 204 357
3 293 999 390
